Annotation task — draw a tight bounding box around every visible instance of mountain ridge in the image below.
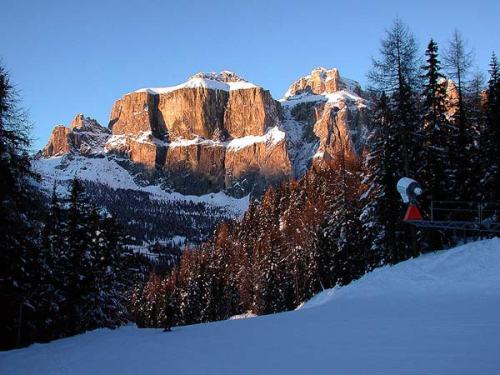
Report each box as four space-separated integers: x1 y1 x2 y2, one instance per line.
38 67 369 197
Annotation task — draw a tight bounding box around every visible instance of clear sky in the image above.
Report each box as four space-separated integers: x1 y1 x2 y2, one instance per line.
1 0 499 150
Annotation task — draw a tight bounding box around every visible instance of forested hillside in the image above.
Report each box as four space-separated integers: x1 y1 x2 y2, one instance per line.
1 18 498 350
130 20 500 328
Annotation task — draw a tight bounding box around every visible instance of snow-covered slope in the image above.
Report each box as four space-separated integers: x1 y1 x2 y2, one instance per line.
31 155 249 247
32 155 248 216
2 239 499 375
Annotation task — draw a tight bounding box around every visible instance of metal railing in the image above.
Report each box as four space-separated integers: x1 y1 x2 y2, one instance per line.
409 201 500 233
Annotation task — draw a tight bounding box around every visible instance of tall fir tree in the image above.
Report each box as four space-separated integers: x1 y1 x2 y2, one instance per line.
0 65 42 349
481 53 500 203
361 93 412 264
368 18 422 177
443 30 475 200
418 39 452 249
367 19 423 260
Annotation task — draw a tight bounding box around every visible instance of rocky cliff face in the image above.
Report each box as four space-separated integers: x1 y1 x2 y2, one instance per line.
286 67 363 97
281 67 368 177
39 69 368 197
41 114 110 157
103 72 288 196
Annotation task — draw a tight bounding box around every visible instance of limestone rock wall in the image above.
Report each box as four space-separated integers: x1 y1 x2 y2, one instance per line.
41 115 110 157
286 67 362 97
109 92 165 138
224 139 291 191
165 143 226 194
224 88 280 138
158 88 228 140
42 126 72 157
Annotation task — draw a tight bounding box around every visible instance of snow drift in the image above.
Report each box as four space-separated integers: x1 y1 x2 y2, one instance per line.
2 239 499 374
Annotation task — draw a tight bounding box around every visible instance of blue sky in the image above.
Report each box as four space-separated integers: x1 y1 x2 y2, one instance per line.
2 0 499 150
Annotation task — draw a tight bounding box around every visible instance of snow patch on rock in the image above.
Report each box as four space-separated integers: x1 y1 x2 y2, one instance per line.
31 156 249 217
133 71 258 95
226 126 286 151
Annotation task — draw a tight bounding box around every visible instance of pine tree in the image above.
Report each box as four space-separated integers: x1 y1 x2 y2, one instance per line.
443 30 475 200
418 39 452 249
321 164 365 286
0 65 41 349
367 19 423 259
60 176 92 333
35 185 66 340
466 71 487 201
361 93 412 264
481 53 500 203
368 18 421 177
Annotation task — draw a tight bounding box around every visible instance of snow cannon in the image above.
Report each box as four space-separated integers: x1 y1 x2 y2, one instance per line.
397 177 423 221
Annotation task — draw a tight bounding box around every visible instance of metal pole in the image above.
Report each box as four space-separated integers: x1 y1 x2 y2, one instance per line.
16 302 23 348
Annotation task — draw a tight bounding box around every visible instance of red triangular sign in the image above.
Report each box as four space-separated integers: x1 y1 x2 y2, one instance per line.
404 204 423 221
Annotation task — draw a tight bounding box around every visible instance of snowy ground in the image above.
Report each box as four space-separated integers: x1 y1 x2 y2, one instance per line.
32 155 249 217
2 239 499 374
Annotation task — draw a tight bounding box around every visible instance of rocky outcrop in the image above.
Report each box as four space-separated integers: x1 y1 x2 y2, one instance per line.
128 138 166 169
41 114 110 157
109 91 166 138
224 88 281 138
281 68 368 175
42 126 73 157
286 67 362 97
104 72 286 195
158 88 228 139
440 78 460 119
225 135 291 197
40 69 369 197
312 98 367 159
109 72 281 141
165 141 226 194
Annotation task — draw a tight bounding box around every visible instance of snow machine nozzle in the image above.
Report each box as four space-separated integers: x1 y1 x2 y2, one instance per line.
397 177 423 204
397 178 423 222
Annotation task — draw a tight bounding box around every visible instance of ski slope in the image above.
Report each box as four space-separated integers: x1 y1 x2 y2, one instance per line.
2 239 500 374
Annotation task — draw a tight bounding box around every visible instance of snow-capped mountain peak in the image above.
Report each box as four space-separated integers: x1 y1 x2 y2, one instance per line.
133 71 258 95
284 67 363 99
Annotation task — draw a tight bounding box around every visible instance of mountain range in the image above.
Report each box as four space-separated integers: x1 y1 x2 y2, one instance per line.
34 67 370 246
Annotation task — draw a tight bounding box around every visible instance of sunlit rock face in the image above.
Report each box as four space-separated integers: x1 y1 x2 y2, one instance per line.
41 114 110 157
104 71 288 195
281 67 368 175
39 68 370 196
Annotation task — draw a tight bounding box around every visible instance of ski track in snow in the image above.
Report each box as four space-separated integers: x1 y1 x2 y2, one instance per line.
2 239 500 375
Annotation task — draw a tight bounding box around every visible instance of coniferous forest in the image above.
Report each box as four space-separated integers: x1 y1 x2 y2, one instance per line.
1 19 499 350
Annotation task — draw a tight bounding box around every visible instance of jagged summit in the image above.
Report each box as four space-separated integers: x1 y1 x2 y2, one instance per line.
70 113 106 131
279 67 369 177
133 71 257 95
41 114 110 157
284 67 362 99
190 71 247 83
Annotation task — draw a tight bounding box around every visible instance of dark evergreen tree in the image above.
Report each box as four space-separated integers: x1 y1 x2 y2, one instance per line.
35 185 66 340
368 18 421 177
481 53 500 203
466 71 487 202
443 30 475 200
0 65 41 349
361 93 412 263
367 18 423 259
418 39 452 249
